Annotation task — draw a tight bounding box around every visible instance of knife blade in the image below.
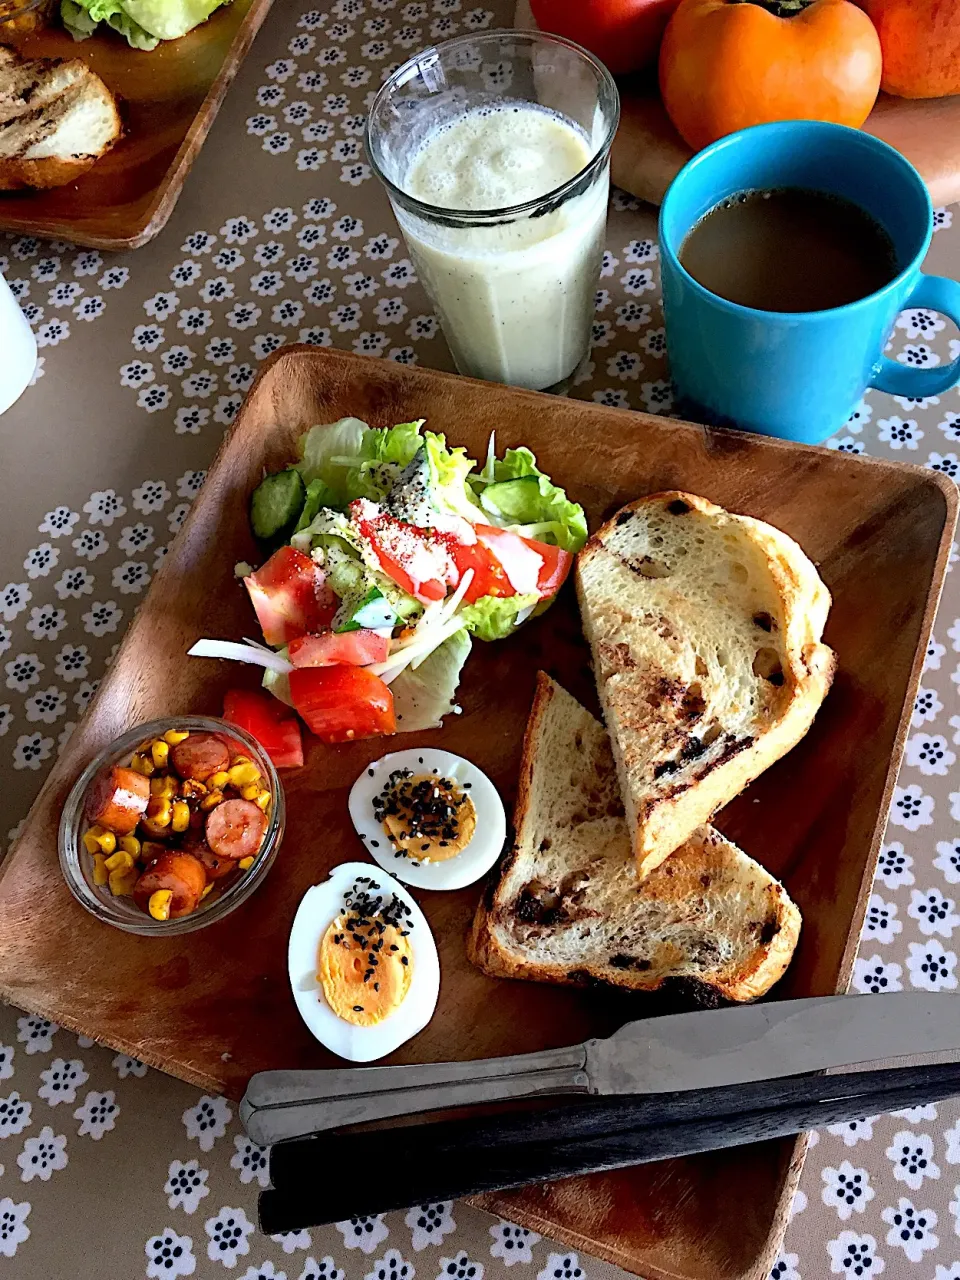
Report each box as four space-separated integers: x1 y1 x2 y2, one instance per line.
241 992 960 1146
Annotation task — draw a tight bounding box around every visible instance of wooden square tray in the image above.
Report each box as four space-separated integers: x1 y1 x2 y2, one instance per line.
0 347 954 1280
0 0 274 251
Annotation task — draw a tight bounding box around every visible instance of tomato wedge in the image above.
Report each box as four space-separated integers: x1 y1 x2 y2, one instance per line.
223 688 304 769
448 539 513 603
350 501 448 603
287 629 391 668
529 539 573 596
289 666 396 743
243 546 338 646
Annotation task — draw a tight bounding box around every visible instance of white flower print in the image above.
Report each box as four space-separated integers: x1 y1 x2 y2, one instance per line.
936 840 960 884
251 270 284 297
352 330 388 356
81 600 122 637
83 488 127 526
899 343 941 368
171 259 204 287
374 296 408 325
615 300 652 332
176 406 211 435
100 266 129 289
26 604 67 642
17 1125 67 1182
182 370 219 399
145 290 181 319
886 1130 940 1190
934 1267 960 1280
200 276 236 305
0 703 10 737
74 294 105 322
162 345 196 375
940 413 960 442
220 216 258 244
0 1091 32 1137
328 245 359 270
181 231 215 255
640 380 674 414
337 1215 389 1253
826 1231 884 1277
406 315 437 341
907 939 957 989
883 1197 938 1262
876 841 914 890
906 732 956 775
133 323 165 353
183 1095 232 1151
166 1159 210 1214
117 522 155 556
36 318 70 347
297 1256 345 1280
0 1198 30 1258
168 503 191 533
270 1229 312 1254
361 1249 413 1280
5 652 43 692
436 1253 482 1280
38 505 78 538
226 302 262 330
231 1134 270 1187
852 954 903 994
914 685 943 724
0 1045 13 1081
488 1221 539 1266
111 560 151 595
592 387 630 409
896 392 940 410
897 308 946 340
272 299 305 326
112 1052 147 1078
892 1104 939 1122
213 248 245 272
146 1227 196 1278
12 731 53 770
178 308 214 337
927 634 947 670
827 436 865 454
72 680 99 713
768 1254 799 1280
24 686 67 725
72 530 108 563
536 1254 584 1280
0 581 31 621
827 1116 879 1147
863 894 902 944
73 1090 118 1139
908 886 960 937
17 1015 57 1055
606 351 642 381
299 327 332 348
0 625 8 656
247 112 277 136
344 271 379 300
382 259 415 288
205 1206 255 1267
930 452 960 480
878 415 923 450
57 721 76 753
822 1161 875 1221
22 541 58 579
133 479 172 513
73 248 102 275
206 337 237 365
890 783 934 831
238 1264 285 1280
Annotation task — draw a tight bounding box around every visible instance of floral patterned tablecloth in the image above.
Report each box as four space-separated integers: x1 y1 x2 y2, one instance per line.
1 2 960 1277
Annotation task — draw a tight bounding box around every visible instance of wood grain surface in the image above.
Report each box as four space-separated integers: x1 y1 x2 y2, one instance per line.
0 347 955 1280
0 0 274 250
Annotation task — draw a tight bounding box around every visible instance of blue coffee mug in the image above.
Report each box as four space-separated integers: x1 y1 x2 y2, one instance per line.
658 120 960 445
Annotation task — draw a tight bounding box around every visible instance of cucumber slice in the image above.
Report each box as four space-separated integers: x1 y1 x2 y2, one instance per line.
479 475 542 522
336 587 399 633
250 469 306 542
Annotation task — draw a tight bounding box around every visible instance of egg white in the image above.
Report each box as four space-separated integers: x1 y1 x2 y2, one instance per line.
287 861 440 1063
348 748 507 891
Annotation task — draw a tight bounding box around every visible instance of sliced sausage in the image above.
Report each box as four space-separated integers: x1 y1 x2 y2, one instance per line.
133 851 208 918
205 798 268 860
184 837 235 882
140 841 168 867
170 733 230 782
85 764 150 835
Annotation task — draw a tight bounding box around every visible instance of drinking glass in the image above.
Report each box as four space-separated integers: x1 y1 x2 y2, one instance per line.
367 31 619 393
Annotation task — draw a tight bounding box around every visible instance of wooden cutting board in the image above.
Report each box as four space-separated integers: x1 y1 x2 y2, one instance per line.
515 0 960 208
0 346 955 1280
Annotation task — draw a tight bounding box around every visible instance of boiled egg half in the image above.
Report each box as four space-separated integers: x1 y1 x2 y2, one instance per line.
288 861 440 1062
348 748 506 891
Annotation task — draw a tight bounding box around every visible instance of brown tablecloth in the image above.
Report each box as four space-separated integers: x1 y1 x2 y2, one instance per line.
1 3 960 1277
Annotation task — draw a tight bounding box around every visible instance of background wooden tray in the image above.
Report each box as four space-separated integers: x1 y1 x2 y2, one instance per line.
515 0 960 209
0 0 273 250
0 348 954 1280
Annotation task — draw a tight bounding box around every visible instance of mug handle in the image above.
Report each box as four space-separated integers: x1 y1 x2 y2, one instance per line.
869 274 960 398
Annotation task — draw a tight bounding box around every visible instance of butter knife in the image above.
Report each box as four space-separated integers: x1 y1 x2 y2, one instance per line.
241 992 960 1145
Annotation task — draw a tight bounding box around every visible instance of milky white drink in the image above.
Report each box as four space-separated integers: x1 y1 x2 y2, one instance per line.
395 103 609 391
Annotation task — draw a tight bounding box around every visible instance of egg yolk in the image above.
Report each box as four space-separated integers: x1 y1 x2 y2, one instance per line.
318 914 413 1026
375 771 477 863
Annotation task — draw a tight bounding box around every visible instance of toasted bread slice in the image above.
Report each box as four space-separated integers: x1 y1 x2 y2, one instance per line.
0 46 120 190
468 674 801 1002
576 492 835 878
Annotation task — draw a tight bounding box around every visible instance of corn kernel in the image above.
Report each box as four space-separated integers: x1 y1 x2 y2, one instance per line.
148 889 173 921
227 762 260 788
96 830 117 856
150 774 177 799
171 801 190 833
132 752 155 776
119 835 140 858
200 883 214 900
150 739 170 769
82 828 102 855
230 754 251 767
108 868 137 897
239 783 260 801
163 728 190 745
180 778 206 800
209 770 230 791
92 853 108 886
104 850 134 873
199 790 224 812
254 789 271 812
238 856 255 870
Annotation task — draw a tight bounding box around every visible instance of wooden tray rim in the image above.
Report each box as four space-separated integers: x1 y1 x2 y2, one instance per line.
2 346 956 1280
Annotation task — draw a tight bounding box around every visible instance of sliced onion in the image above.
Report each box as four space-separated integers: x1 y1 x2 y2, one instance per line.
187 639 293 674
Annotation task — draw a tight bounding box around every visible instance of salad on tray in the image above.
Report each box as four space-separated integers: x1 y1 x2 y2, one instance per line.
190 416 587 751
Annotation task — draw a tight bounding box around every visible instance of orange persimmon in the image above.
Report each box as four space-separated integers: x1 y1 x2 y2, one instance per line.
858 0 960 99
659 0 882 151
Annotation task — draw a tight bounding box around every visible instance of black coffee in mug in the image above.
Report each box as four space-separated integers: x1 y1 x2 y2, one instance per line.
678 187 899 313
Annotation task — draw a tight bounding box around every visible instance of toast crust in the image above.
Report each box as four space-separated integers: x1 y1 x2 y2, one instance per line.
468 673 801 1002
576 491 835 877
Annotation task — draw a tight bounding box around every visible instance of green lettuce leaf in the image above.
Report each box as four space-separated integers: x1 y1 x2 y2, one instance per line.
476 446 587 552
294 477 339 533
391 629 471 732
60 0 224 45
459 593 539 642
297 418 425 504
424 431 483 522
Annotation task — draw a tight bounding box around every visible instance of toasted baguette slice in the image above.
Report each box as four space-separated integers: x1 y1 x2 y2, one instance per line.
0 46 121 190
576 491 835 878
468 674 801 1003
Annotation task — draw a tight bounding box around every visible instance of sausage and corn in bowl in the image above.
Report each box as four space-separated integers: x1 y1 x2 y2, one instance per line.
59 717 285 935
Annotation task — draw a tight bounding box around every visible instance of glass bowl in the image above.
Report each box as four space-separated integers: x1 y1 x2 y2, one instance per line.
58 716 285 936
